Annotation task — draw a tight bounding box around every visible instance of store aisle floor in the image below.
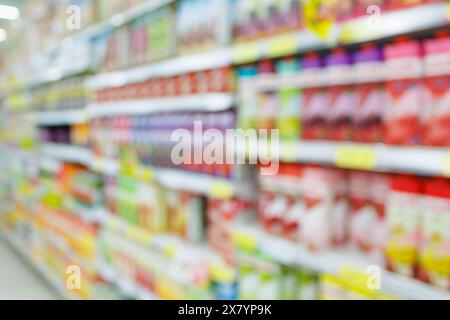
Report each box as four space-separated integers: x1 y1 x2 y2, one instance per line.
0 238 57 300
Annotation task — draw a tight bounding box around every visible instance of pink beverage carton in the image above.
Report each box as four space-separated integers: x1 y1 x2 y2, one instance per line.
419 179 450 291
384 38 424 145
349 171 377 251
370 173 391 265
330 169 349 246
325 48 356 141
423 33 450 146
301 54 328 140
300 166 334 251
386 175 423 278
353 45 386 143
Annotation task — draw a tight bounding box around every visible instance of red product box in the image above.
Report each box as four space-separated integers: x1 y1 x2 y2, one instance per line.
423 34 450 146
349 171 377 251
302 87 329 140
326 85 356 141
354 82 386 143
194 71 209 93
384 39 424 145
208 67 233 93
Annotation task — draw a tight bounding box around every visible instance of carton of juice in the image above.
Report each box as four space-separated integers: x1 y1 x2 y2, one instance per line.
423 34 450 146
301 54 328 140
385 175 423 278
325 49 355 141
419 179 450 290
276 57 302 140
353 45 386 143
384 38 424 145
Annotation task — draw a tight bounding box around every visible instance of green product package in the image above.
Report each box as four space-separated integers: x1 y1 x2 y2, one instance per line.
276 58 302 140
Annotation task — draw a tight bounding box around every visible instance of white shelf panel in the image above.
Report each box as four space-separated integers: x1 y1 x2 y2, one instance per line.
232 3 450 64
87 48 232 89
34 110 87 126
40 143 92 166
246 140 450 177
87 93 234 118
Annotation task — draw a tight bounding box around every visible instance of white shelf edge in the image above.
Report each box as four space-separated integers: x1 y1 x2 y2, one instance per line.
87 48 232 89
86 93 234 118
245 140 450 177
34 110 87 126
40 143 92 166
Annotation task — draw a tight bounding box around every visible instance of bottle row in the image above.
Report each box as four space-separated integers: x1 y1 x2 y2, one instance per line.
237 33 450 146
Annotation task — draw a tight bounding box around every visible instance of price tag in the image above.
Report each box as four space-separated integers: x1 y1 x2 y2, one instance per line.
107 217 120 231
232 230 259 251
443 153 450 178
163 243 177 257
280 141 298 163
209 182 234 200
446 4 450 21
137 166 155 183
127 226 141 240
233 43 260 64
335 145 377 171
266 34 297 59
340 18 382 44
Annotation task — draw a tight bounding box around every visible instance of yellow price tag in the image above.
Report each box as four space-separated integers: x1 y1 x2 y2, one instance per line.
209 182 234 200
127 226 141 240
280 141 298 163
442 153 450 178
340 19 382 44
233 43 260 64
163 243 177 258
137 166 155 183
446 4 450 21
266 34 297 59
232 231 259 251
107 217 120 231
335 145 377 171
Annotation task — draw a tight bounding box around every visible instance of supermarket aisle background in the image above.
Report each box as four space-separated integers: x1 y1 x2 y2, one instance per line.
0 237 57 300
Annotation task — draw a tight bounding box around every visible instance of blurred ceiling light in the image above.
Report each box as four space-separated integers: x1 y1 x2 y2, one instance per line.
0 29 6 42
0 4 20 20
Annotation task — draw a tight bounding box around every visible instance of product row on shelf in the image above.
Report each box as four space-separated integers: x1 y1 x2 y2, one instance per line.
0 142 449 300
2 1 450 97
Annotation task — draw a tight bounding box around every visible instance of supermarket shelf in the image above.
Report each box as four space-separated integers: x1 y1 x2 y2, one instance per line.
97 262 158 300
34 110 87 126
90 156 252 200
69 0 175 42
2 0 176 95
0 227 77 300
87 93 234 118
87 48 232 89
247 140 450 177
232 3 450 64
40 143 92 166
234 227 450 300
